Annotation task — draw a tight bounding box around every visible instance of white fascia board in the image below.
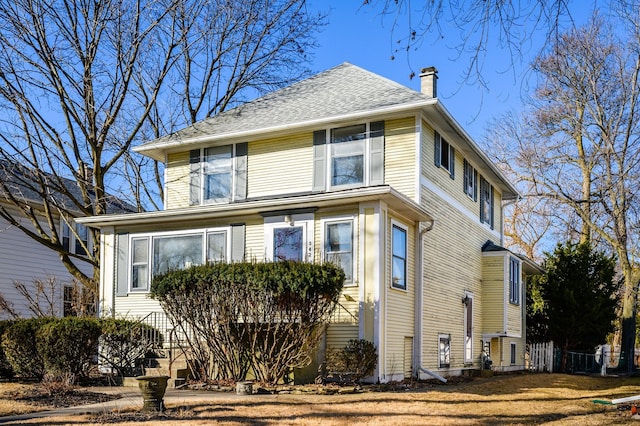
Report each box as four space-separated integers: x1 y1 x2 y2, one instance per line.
135 100 438 161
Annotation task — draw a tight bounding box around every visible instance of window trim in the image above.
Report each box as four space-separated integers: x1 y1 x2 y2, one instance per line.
463 291 474 363
264 213 314 263
61 220 90 256
439 334 451 368
321 216 356 286
328 123 368 190
434 131 455 179
128 226 231 293
479 176 494 228
391 220 408 291
191 143 247 205
510 342 517 365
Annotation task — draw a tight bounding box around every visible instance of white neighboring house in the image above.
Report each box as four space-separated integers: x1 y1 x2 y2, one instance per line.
0 161 133 319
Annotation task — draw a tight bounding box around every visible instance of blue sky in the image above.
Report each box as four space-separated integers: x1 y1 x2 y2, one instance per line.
306 1 594 141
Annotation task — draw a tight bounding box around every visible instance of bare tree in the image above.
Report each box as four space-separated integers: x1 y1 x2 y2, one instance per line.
0 0 324 295
486 12 640 370
363 0 580 83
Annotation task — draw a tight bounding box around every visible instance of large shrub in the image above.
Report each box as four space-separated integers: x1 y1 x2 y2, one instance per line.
36 317 102 382
0 321 14 379
326 339 377 383
151 261 345 384
1 318 54 380
99 318 163 377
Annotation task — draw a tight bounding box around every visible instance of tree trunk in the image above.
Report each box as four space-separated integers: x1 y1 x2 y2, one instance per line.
618 276 637 373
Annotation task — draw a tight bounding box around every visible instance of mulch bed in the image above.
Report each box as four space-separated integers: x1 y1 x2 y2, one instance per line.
8 387 119 409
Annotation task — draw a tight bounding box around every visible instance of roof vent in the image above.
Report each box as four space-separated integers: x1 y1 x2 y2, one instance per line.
420 66 438 98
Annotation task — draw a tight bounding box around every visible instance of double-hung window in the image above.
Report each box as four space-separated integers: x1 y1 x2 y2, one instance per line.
325 220 354 283
479 176 494 228
463 159 477 200
434 131 455 179
509 256 520 305
204 146 232 202
131 237 150 291
61 221 89 256
391 223 407 290
190 143 247 205
331 124 366 187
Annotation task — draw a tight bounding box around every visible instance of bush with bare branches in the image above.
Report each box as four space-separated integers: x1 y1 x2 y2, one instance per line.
151 261 345 384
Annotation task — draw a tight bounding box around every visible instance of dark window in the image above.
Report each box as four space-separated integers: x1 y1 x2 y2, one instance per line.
392 224 407 290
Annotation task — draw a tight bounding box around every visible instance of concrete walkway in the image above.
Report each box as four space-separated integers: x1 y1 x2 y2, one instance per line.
0 387 251 424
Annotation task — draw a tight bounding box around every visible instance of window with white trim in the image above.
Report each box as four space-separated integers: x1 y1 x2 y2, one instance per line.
391 223 407 290
510 343 517 365
324 220 354 284
61 221 90 256
464 293 473 363
509 256 521 305
129 228 229 292
331 124 366 187
264 214 314 263
189 143 247 205
439 334 451 368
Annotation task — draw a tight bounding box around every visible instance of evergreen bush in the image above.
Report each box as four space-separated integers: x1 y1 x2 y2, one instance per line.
1 318 53 380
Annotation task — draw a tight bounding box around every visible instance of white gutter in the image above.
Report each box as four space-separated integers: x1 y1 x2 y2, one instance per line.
135 99 439 161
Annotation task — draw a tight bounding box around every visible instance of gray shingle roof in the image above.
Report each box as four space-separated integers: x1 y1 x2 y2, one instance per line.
136 62 431 155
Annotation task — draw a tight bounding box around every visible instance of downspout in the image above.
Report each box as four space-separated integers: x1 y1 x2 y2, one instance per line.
415 220 447 383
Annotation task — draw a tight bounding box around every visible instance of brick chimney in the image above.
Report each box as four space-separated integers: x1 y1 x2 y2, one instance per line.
420 66 438 98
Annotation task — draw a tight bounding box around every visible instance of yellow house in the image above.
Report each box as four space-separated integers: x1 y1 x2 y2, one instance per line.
79 63 540 382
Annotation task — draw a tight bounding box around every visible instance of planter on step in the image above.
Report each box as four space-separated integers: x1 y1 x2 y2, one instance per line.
236 380 253 395
136 375 169 411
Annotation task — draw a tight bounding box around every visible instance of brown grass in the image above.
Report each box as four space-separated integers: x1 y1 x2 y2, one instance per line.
4 373 640 425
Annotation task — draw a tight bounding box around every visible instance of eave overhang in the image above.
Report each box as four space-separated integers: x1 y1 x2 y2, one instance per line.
76 185 432 229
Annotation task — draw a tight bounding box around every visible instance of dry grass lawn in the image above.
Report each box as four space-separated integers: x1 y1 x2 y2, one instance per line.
2 373 640 425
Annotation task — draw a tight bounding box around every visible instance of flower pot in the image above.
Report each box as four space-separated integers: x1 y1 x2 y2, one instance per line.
136 375 169 411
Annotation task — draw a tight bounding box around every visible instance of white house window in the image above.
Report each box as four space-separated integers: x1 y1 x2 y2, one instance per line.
325 220 354 283
153 234 203 276
331 124 366 187
264 214 313 263
61 221 89 256
204 146 232 202
439 334 451 368
129 227 229 292
207 231 227 262
190 143 247 205
131 237 150 291
463 159 477 200
479 176 493 228
391 223 407 290
509 256 521 305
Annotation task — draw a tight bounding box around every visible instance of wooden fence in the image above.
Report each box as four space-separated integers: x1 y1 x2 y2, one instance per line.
528 341 554 372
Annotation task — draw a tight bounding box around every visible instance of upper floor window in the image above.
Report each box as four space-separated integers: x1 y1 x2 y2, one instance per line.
391 223 407 290
331 124 366 187
509 256 520 305
190 143 247 205
324 220 354 284
61 221 89 256
313 122 384 192
479 176 494 228
463 159 477 200
434 131 455 179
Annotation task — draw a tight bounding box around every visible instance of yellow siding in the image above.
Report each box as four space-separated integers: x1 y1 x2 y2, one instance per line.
165 152 191 209
506 301 523 335
244 218 265 261
326 324 359 350
420 185 494 371
362 208 376 343
420 120 503 232
482 255 505 334
385 117 417 200
385 214 415 378
248 133 313 197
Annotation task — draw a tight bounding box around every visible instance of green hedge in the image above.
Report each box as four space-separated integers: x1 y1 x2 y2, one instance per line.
36 317 102 380
0 321 14 379
1 318 54 380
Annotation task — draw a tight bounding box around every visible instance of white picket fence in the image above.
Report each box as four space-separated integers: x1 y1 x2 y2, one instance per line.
528 341 554 372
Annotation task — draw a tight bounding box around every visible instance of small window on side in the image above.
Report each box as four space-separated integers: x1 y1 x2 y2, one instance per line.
439 334 451 368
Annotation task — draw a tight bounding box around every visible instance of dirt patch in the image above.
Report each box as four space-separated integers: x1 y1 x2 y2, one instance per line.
7 386 118 409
